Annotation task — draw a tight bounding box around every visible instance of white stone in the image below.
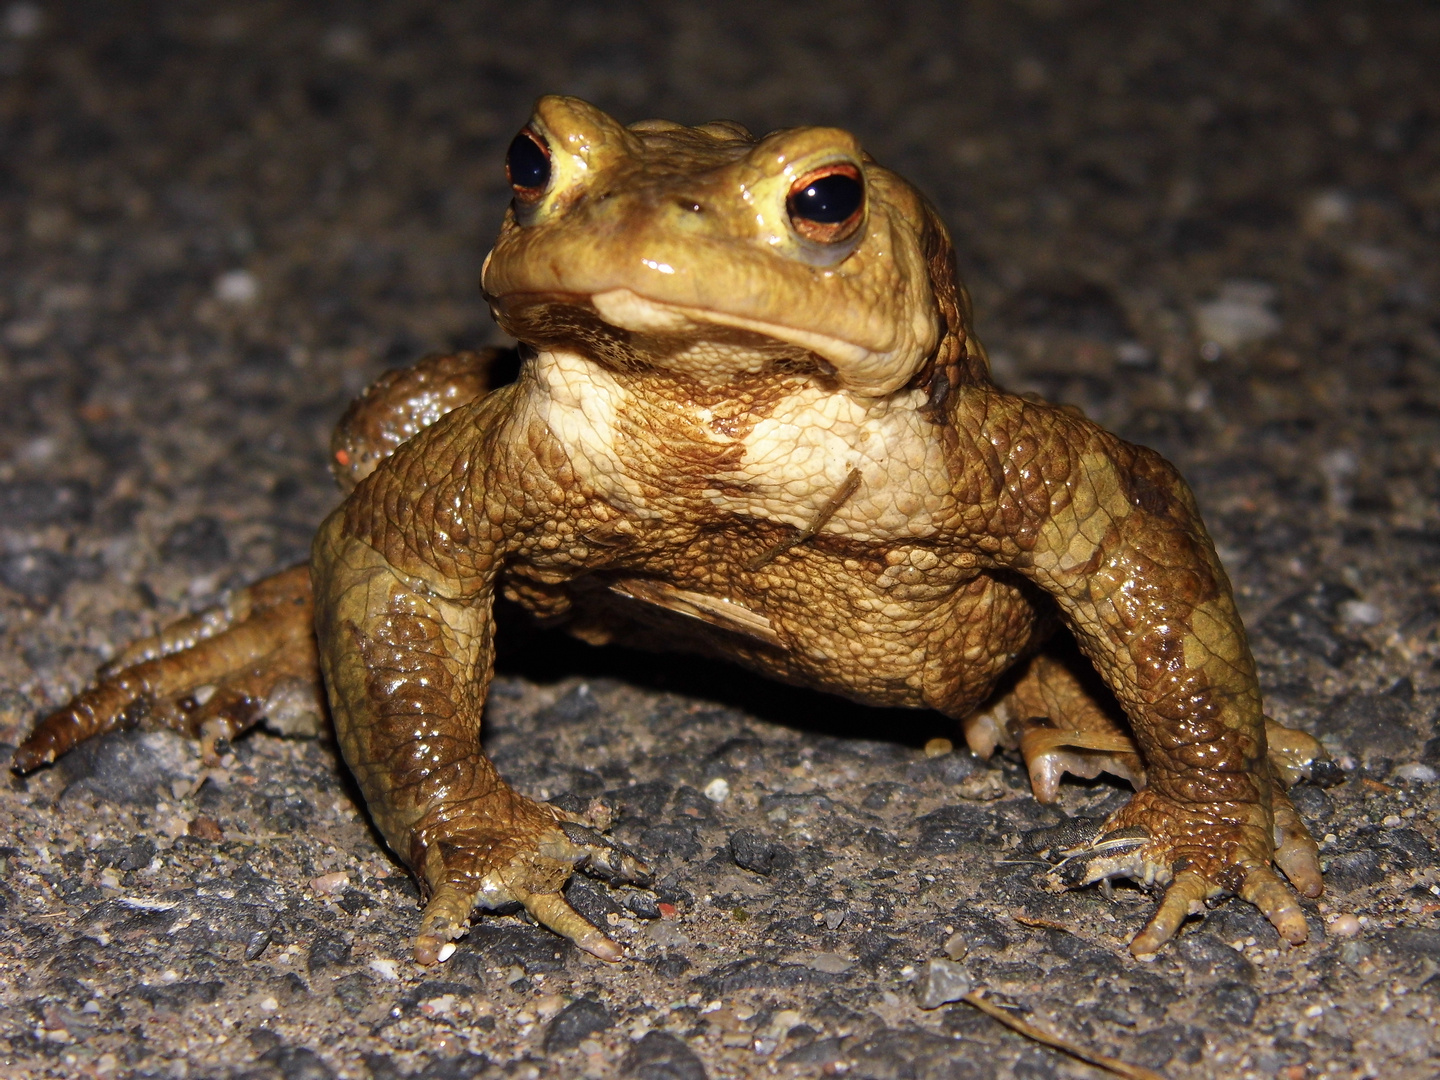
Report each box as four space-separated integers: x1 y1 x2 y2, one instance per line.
806 952 854 975
1394 762 1437 783
1193 281 1281 351
703 777 731 803
214 270 259 305
1337 600 1382 627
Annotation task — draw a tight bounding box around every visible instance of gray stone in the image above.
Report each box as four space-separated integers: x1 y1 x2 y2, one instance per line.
544 996 613 1053
623 1031 707 1080
915 958 973 1009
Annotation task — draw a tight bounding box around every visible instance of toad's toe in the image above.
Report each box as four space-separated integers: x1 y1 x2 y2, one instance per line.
415 882 479 964
1240 864 1310 945
1271 786 1324 899
518 888 624 962
1129 870 1212 957
1264 717 1343 788
1040 784 1322 958
1018 725 1144 805
410 810 649 966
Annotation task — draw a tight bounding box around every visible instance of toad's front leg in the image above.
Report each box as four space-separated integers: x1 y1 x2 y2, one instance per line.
312 430 648 965
964 391 1324 955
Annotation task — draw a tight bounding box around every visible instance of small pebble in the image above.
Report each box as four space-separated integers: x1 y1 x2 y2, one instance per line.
766 1010 803 1037
1340 940 1371 966
1193 280 1281 351
1394 762 1437 783
915 958 972 1009
703 777 730 803
214 269 259 305
1329 914 1362 938
924 737 953 758
1116 341 1153 367
1304 189 1354 230
321 24 368 60
368 959 399 981
309 871 350 895
807 952 853 975
188 816 223 842
1337 599 1382 627
436 942 456 962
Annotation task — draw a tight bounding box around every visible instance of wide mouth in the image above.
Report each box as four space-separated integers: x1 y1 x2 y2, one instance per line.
588 287 879 369
488 285 875 375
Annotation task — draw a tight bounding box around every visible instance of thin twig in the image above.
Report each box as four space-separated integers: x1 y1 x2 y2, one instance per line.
745 467 863 570
963 989 1168 1080
1009 913 1075 934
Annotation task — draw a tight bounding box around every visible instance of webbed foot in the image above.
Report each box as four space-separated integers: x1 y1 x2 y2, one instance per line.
1043 784 1322 956
412 795 652 965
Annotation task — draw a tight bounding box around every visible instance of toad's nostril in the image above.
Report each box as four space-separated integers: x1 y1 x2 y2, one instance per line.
675 197 704 213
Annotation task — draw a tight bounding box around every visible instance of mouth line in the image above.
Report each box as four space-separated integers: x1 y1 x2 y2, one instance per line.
493 286 872 368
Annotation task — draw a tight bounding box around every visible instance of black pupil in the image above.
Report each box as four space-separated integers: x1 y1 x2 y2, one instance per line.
507 133 550 191
788 173 862 224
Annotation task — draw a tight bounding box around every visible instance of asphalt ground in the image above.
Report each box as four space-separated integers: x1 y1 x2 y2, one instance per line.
0 3 1437 1078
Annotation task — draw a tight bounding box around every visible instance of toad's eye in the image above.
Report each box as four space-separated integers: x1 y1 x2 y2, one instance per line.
506 129 551 201
786 164 864 243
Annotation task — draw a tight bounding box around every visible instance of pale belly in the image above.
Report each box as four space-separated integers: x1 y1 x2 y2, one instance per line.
517 354 1050 714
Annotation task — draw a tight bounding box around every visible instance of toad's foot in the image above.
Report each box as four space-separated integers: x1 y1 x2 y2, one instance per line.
413 797 652 966
1043 785 1322 957
12 564 319 773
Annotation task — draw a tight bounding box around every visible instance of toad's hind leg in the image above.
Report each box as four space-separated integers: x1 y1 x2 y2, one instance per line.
962 651 1144 803
13 349 504 775
12 564 320 771
961 651 1341 805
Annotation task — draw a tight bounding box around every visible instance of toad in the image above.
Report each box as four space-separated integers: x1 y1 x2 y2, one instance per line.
15 96 1338 966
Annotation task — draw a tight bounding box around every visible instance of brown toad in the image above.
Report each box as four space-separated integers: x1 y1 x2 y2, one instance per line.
16 95 1338 966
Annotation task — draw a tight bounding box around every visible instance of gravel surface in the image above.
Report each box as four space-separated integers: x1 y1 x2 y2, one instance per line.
2 3 1438 1078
